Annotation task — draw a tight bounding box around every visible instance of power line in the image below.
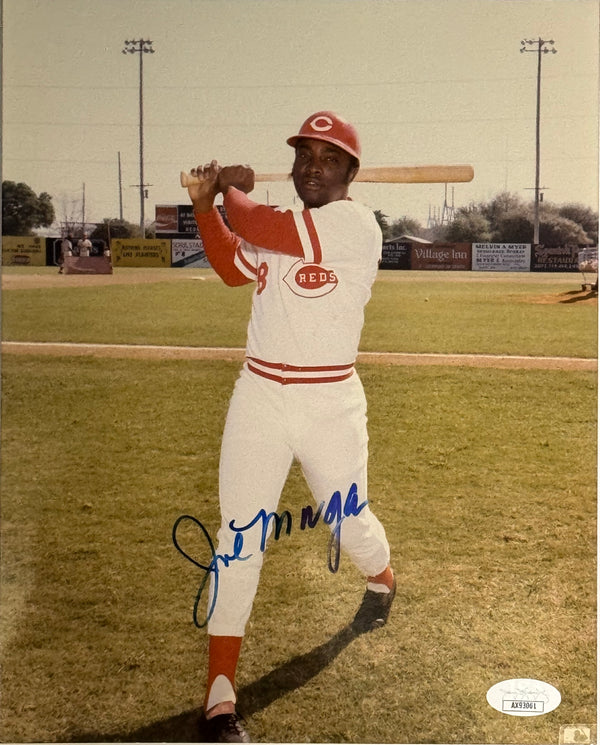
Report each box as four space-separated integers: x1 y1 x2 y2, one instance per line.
2 72 594 92
4 154 596 168
4 113 596 129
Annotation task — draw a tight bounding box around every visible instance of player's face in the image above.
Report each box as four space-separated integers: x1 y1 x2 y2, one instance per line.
292 139 358 209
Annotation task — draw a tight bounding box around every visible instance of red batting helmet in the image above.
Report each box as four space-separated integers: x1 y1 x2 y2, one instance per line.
287 111 361 162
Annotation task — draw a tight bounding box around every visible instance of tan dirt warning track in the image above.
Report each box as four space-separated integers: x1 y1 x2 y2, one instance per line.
1 342 596 371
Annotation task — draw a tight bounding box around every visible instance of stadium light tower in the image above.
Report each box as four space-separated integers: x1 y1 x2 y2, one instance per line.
520 37 557 246
122 39 155 236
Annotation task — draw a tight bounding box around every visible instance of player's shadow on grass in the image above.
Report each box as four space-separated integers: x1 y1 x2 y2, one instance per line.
559 289 598 303
236 622 358 717
70 624 359 743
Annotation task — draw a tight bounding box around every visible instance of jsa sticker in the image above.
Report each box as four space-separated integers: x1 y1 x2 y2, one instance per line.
487 678 561 717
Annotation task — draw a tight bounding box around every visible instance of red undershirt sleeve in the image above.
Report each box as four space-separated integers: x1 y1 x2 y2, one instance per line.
193 208 253 287
223 188 304 258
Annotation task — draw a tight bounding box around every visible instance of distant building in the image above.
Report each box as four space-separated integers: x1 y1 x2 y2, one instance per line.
388 234 432 245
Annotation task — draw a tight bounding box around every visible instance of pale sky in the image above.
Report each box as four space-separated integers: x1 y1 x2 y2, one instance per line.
3 0 599 228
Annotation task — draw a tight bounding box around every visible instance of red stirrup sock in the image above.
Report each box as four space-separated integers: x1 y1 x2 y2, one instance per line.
204 635 243 716
367 565 395 593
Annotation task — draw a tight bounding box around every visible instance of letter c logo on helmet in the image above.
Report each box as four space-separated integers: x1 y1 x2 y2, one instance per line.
309 115 333 132
286 110 361 162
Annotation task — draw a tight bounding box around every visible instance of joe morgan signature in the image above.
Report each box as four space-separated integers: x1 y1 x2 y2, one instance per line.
172 482 367 628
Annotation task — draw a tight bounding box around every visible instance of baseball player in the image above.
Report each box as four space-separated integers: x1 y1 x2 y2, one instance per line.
77 232 92 257
186 111 395 743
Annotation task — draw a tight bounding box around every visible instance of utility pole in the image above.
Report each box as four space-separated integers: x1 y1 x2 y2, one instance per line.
117 151 123 221
520 37 557 246
82 182 86 234
122 39 155 236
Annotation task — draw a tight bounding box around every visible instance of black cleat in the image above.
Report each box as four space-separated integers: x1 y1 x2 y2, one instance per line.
352 578 396 633
199 711 251 743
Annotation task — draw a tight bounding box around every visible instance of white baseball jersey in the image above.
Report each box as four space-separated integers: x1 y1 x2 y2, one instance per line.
193 190 390 638
226 193 382 383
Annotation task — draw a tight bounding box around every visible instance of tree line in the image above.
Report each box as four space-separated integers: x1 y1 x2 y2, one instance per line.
376 191 598 247
2 181 142 240
3 179 598 249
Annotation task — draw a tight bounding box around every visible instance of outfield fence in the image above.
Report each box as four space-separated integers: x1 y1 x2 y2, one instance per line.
1 234 596 277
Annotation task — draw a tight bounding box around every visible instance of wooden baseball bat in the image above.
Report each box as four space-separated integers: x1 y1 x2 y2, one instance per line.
180 164 474 187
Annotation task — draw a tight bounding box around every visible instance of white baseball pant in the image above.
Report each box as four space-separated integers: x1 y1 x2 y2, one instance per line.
207 366 391 637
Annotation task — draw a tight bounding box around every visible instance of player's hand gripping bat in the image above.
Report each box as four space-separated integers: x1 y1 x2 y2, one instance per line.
180 164 474 187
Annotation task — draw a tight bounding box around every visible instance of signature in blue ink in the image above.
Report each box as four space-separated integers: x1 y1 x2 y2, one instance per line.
172 482 367 628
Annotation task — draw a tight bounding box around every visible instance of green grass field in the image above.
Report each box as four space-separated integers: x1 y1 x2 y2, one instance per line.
1 267 597 357
0 267 597 744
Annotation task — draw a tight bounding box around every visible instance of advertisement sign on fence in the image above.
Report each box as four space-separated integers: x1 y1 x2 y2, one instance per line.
472 243 531 272
172 238 210 268
380 241 411 269
156 204 229 239
155 205 179 234
111 239 171 267
155 204 202 236
2 236 46 266
411 242 471 270
531 244 580 272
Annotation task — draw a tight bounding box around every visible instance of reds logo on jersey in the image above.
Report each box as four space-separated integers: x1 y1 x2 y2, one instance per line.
283 261 339 298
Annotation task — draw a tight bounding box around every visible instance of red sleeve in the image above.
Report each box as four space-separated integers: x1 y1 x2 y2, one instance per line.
193 208 253 287
223 188 304 257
